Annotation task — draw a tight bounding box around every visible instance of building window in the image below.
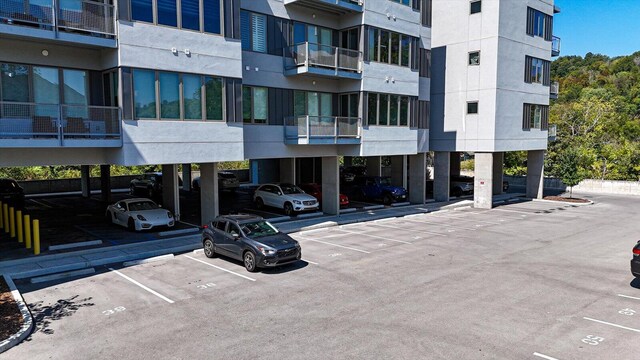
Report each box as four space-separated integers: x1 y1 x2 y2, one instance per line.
133 69 157 119
419 48 431 78
400 35 411 67
157 0 177 27
525 56 550 85
181 0 200 31
367 93 378 125
182 74 202 120
204 77 223 121
243 86 268 124
367 92 412 126
1 64 29 103
159 72 180 119
203 0 222 34
469 51 480 66
367 27 413 67
241 11 267 53
527 7 553 41
523 103 549 130
470 1 481 14
131 0 222 34
389 0 411 6
132 0 153 23
467 101 479 114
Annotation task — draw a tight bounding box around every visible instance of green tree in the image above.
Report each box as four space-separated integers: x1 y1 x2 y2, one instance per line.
556 148 586 198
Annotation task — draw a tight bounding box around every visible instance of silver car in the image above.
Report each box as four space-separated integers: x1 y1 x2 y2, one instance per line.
253 183 319 216
106 198 175 231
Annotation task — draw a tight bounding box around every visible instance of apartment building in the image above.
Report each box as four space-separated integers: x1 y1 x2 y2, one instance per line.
0 0 557 222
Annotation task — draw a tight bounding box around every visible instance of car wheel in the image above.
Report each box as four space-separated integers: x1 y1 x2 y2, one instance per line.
383 194 394 205
129 185 136 195
243 251 258 272
203 238 216 258
127 217 136 231
452 188 462 197
284 202 295 216
255 197 264 209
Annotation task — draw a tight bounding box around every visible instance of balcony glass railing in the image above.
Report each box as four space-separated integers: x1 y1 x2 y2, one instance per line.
284 42 362 74
0 0 115 37
284 115 361 142
0 102 121 142
550 81 559 98
552 36 561 56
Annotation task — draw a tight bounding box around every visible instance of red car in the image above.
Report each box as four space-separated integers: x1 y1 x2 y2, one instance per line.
299 183 349 208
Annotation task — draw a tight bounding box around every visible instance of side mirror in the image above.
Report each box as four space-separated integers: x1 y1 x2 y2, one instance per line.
158 204 162 208
232 233 240 239
277 191 282 196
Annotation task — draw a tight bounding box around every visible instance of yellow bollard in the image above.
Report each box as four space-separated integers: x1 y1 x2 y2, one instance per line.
0 200 3 229
33 219 40 255
16 210 23 243
9 207 15 238
24 214 31 249
2 204 8 234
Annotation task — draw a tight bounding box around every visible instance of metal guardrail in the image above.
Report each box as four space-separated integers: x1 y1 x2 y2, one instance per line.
284 115 361 142
552 36 561 56
284 42 362 73
0 0 115 36
0 102 121 142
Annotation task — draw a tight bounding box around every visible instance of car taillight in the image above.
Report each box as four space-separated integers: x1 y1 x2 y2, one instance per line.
202 224 209 229
634 248 640 256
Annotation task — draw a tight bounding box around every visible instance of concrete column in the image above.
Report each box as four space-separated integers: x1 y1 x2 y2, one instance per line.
433 152 450 202
366 156 381 176
250 160 259 184
527 150 545 199
409 153 426 204
492 152 504 195
100 165 111 203
182 164 192 192
80 165 91 198
321 157 340 215
162 164 181 220
473 153 494 209
390 155 408 188
450 152 461 176
200 162 219 225
279 158 296 184
343 156 353 168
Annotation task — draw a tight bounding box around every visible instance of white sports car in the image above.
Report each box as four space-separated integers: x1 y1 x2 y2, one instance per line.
106 198 175 231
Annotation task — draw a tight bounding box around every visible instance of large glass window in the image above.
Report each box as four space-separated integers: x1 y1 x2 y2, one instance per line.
33 67 59 105
157 0 177 27
181 0 200 31
183 74 202 120
400 35 410 67
531 105 542 128
293 22 306 45
367 92 412 127
294 90 306 116
243 86 268 124
159 72 180 119
368 27 412 67
367 93 377 125
205 77 222 120
368 28 379 62
531 58 544 83
133 69 157 119
131 0 153 23
389 95 399 126
62 69 88 106
390 33 400 65
203 0 221 34
1 64 29 102
380 31 390 64
378 94 388 126
534 11 545 37
130 0 222 33
241 11 267 52
400 97 409 126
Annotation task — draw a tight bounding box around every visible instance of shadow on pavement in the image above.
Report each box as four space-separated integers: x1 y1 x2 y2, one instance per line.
630 278 640 289
27 295 95 337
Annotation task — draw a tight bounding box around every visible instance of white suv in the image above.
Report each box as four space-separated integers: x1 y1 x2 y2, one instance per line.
253 183 319 216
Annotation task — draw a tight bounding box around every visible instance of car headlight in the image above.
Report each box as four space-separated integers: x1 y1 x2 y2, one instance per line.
293 200 302 205
258 246 276 256
137 215 147 221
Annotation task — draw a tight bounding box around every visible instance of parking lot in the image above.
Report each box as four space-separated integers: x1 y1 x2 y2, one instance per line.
5 193 640 359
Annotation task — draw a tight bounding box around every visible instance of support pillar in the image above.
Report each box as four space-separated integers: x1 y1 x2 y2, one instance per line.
100 165 111 203
409 153 426 204
492 152 504 195
473 153 494 209
279 158 296 184
433 152 450 202
162 164 180 220
366 156 381 176
182 164 192 192
450 152 461 176
80 165 91 198
526 150 545 199
321 157 339 215
200 162 219 225
390 155 408 188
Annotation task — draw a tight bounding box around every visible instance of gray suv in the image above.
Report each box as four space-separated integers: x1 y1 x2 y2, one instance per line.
202 214 302 272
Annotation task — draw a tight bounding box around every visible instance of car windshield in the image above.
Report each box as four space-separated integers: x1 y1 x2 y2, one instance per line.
240 221 278 239
280 184 303 195
379 177 392 186
128 201 159 211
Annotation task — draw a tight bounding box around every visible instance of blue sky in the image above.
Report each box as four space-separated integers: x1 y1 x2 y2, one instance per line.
554 0 640 57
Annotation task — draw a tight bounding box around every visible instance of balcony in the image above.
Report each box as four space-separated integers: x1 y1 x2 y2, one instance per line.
284 116 361 145
550 81 559 99
284 42 363 80
0 0 116 47
283 0 363 14
0 102 122 147
548 124 557 141
552 36 561 57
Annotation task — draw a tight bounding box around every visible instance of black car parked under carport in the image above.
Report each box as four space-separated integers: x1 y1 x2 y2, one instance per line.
632 241 640 278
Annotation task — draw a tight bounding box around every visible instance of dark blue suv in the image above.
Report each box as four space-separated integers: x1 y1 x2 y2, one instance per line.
351 176 408 205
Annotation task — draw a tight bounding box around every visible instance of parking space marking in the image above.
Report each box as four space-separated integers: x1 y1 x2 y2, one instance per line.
583 317 640 333
297 236 371 254
336 227 415 244
401 218 477 232
29 198 54 209
184 255 256 281
303 258 319 265
108 268 175 304
533 352 559 360
364 223 446 238
618 294 640 301
427 213 502 225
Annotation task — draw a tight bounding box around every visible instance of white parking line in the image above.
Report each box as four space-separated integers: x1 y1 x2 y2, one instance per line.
298 236 371 254
108 268 175 304
533 352 559 360
364 223 446 238
401 218 478 232
492 208 535 216
618 294 640 301
184 255 257 281
303 258 319 265
337 227 415 244
583 317 640 333
427 213 502 225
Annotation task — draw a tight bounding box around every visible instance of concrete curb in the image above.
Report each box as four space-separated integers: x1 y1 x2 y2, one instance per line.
391 202 411 207
123 254 175 267
296 212 325 220
158 228 200 237
532 198 595 206
30 268 96 284
0 275 33 354
266 216 292 223
363 205 385 210
49 240 103 251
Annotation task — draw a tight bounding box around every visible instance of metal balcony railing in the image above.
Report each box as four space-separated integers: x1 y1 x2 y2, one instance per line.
284 42 363 74
550 81 559 99
284 115 361 143
552 36 561 57
0 0 115 37
0 102 121 143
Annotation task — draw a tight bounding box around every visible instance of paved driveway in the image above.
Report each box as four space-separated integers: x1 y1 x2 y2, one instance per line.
6 194 640 360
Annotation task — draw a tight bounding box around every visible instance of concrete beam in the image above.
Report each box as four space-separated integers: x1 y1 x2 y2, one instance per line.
409 153 426 204
80 165 91 198
321 157 339 215
433 152 450 202
492 152 504 195
473 153 493 209
527 150 545 199
100 165 111 203
162 164 180 220
200 162 219 225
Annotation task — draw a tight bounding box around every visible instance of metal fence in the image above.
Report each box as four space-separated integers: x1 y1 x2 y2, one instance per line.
285 42 362 73
0 102 121 141
0 0 115 36
285 115 361 141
